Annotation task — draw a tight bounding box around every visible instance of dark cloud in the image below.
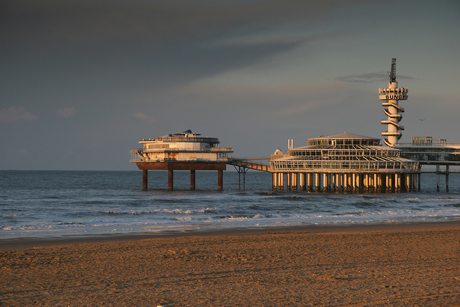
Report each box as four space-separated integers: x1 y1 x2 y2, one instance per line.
1 0 347 106
2 0 376 45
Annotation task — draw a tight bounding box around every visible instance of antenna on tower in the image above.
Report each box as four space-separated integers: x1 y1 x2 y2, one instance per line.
389 58 396 83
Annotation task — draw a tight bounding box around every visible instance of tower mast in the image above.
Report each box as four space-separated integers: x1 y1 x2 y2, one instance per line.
379 58 409 147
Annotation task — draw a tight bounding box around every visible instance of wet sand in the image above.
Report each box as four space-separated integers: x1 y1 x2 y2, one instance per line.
1 223 460 306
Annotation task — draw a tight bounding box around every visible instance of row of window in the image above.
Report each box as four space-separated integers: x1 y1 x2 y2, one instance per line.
290 150 400 157
307 140 380 146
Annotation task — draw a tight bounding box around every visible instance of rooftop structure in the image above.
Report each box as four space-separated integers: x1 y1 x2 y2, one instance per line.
379 58 408 147
131 129 232 163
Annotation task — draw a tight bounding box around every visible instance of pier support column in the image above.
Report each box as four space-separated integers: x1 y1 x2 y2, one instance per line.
436 165 440 192
279 173 282 191
308 173 313 191
168 170 174 191
287 173 292 191
315 173 321 192
292 173 298 191
190 170 196 190
323 173 328 192
300 173 306 191
446 173 449 192
374 174 378 193
395 173 400 192
218 170 223 191
272 173 277 191
352 174 356 192
446 165 449 192
418 173 421 192
142 169 148 190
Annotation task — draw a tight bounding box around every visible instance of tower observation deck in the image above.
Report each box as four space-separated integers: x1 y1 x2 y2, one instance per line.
379 58 409 147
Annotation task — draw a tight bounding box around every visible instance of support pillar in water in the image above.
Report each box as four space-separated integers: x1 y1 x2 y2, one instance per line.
218 170 223 191
300 173 306 191
374 173 378 193
190 170 196 190
418 173 422 192
446 165 449 192
168 169 174 191
436 165 440 192
292 173 298 191
142 169 148 190
315 173 321 192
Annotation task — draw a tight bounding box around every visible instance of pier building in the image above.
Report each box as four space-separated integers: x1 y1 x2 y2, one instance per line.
269 133 419 192
130 130 233 190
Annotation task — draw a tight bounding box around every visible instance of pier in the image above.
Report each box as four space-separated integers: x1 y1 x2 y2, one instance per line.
130 130 232 191
396 137 460 192
268 133 420 193
130 59 460 193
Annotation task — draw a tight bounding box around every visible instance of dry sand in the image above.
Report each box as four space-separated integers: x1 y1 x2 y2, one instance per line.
1 224 460 306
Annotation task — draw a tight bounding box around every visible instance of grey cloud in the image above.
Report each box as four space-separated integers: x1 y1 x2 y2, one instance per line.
0 107 38 124
55 107 77 118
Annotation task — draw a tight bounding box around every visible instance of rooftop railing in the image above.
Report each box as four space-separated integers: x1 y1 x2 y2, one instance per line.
139 147 233 152
140 136 220 143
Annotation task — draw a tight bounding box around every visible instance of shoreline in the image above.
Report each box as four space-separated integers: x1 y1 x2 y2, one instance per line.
2 220 460 251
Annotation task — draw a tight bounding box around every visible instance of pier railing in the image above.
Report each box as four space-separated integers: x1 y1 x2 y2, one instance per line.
270 160 419 173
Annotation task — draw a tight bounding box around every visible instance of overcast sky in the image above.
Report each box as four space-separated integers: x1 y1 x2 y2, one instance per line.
1 0 459 170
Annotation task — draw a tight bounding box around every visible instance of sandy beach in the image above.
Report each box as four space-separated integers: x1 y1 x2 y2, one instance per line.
1 223 460 306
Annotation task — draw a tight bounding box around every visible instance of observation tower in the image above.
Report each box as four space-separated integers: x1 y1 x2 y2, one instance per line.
379 58 408 147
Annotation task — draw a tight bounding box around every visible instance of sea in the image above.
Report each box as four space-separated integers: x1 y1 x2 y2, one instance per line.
1 170 460 240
